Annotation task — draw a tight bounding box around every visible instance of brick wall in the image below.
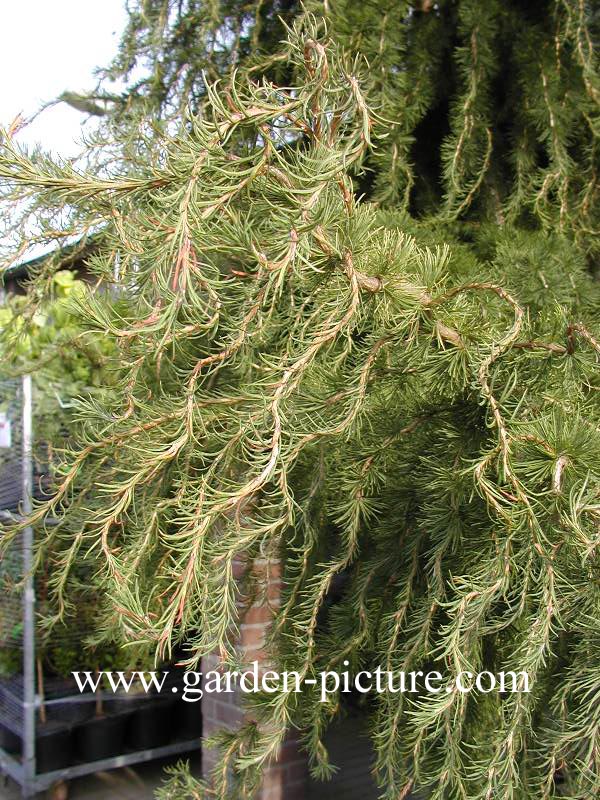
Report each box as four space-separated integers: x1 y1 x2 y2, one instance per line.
201 557 308 799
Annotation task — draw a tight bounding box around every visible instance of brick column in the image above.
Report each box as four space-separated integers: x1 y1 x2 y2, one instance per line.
201 558 308 800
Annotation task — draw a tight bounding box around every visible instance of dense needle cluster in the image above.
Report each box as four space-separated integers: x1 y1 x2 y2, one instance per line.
1 3 600 798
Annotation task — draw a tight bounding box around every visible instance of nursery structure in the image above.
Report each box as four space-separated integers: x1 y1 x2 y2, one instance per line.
0 375 203 798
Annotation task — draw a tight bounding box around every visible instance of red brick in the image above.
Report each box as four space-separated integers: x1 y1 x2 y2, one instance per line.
242 602 274 625
240 623 267 651
201 557 307 799
214 699 244 727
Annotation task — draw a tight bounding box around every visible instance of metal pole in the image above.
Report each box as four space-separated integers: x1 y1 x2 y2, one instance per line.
21 375 36 797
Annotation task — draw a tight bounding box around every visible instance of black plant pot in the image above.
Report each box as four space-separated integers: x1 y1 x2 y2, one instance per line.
171 699 202 741
45 676 81 699
47 697 95 726
0 722 21 754
104 692 147 714
126 698 174 750
36 720 72 773
44 675 95 725
74 711 128 763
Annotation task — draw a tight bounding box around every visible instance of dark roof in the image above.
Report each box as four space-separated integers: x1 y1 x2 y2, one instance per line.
3 236 99 282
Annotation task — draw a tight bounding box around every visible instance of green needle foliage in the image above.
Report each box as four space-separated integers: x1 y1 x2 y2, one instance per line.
0 3 599 799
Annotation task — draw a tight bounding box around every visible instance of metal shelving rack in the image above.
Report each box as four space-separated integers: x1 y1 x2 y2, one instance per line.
0 376 202 798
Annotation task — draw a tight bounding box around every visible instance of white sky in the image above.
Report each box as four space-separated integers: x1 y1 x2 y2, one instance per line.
0 0 128 156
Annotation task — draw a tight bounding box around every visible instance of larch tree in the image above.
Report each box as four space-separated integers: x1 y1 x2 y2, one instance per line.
1 2 599 798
